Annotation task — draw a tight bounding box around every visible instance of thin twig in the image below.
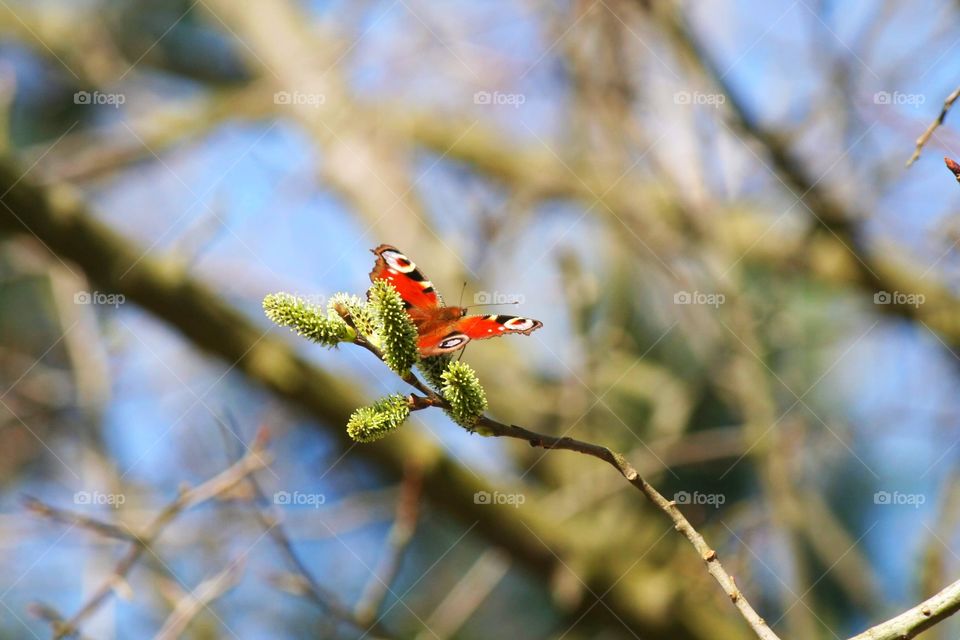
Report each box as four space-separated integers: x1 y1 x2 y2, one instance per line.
848 577 960 640
397 359 960 640
479 417 779 639
154 558 246 640
23 496 137 542
907 87 960 167
420 548 510 639
29 439 271 639
400 382 780 640
218 418 399 640
354 463 423 626
252 485 398 639
25 602 94 640
357 330 780 638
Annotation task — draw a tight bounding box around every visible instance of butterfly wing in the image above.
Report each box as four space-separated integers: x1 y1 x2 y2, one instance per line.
369 244 442 309
370 245 542 357
417 314 543 356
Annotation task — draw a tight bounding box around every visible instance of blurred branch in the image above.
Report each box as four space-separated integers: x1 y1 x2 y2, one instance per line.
154 558 246 640
907 87 960 167
650 2 960 345
25 603 94 640
23 496 137 542
225 424 399 640
921 465 960 604
0 96 707 640
20 0 960 351
420 548 510 639
27 436 270 639
38 2 957 352
200 0 440 255
354 464 423 628
29 83 273 184
720 313 821 638
397 372 780 640
539 426 748 520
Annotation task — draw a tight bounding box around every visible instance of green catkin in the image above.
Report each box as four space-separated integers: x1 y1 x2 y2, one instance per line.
327 293 376 339
263 293 354 347
441 361 488 428
267 283 491 441
346 394 411 442
368 279 419 375
417 355 453 392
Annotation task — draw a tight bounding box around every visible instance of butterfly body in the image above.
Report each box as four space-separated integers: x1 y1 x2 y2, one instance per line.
370 244 542 356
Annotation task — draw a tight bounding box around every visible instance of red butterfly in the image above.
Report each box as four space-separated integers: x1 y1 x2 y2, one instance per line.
370 244 542 357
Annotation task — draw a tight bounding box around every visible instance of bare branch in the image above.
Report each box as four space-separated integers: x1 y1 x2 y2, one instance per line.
0 156 682 638
421 549 510 639
23 496 137 542
848 577 960 640
907 87 960 166
402 386 781 640
154 559 246 640
29 440 270 639
354 464 423 626
222 420 400 640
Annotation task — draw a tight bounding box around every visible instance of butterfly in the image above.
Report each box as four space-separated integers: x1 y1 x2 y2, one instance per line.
369 244 543 357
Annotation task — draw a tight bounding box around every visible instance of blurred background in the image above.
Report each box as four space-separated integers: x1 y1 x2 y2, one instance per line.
0 0 959 638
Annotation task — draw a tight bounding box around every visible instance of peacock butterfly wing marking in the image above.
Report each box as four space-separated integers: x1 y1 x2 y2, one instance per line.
457 314 543 339
409 306 464 356
416 313 543 357
369 245 543 357
417 331 471 356
369 244 442 309
370 244 450 355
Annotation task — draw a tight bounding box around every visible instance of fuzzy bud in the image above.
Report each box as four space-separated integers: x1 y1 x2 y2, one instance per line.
263 293 354 347
346 394 411 442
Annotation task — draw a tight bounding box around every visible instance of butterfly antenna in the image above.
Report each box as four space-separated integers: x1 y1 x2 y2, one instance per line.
458 281 467 307
464 301 520 311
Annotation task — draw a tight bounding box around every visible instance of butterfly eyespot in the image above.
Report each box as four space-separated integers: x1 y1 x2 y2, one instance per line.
371 246 541 356
503 317 535 331
382 250 417 274
437 334 469 351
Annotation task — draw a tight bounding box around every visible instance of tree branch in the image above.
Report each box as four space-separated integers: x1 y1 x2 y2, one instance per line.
848 577 960 640
27 439 270 638
354 464 423 627
402 382 780 640
154 559 246 640
907 86 960 167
